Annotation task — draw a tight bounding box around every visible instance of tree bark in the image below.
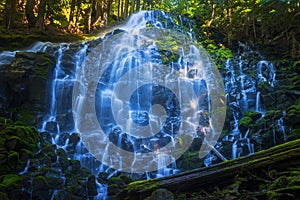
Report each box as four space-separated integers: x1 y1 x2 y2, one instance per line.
84 3 92 34
4 0 17 29
75 0 82 33
68 0 77 31
25 0 36 28
136 0 140 12
206 3 216 27
35 0 47 31
124 0 129 18
130 0 135 15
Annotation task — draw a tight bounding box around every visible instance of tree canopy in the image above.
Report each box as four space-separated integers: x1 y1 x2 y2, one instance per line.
0 0 299 59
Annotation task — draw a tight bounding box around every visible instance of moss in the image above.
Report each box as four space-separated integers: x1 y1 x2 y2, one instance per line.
244 111 262 121
32 176 50 190
125 179 160 194
0 174 21 188
108 177 125 187
119 173 134 184
238 116 252 133
287 129 300 141
108 183 120 195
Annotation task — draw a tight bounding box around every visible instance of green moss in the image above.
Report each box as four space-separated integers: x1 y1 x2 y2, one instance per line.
32 176 50 191
287 129 300 141
244 111 262 121
125 179 160 193
238 116 252 132
108 183 120 195
108 177 125 187
119 174 134 184
0 174 21 188
35 52 54 79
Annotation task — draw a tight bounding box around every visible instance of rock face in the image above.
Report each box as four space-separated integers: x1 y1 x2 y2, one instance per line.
0 51 55 125
0 117 99 199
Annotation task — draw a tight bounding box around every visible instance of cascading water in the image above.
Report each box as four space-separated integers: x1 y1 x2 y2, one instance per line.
0 10 224 199
224 52 278 159
72 10 223 176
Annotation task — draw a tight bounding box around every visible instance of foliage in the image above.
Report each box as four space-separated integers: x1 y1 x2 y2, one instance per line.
0 1 298 59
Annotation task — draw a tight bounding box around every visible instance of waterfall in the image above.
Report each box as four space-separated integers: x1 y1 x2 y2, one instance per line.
224 56 276 159
73 10 208 174
257 60 276 87
256 91 261 112
277 111 287 142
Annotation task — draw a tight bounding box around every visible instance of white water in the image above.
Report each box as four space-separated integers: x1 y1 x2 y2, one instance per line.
224 56 277 159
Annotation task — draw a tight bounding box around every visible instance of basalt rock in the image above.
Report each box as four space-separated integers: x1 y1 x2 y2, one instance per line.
0 52 55 125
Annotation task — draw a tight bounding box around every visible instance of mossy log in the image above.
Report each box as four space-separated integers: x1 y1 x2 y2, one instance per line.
118 139 300 200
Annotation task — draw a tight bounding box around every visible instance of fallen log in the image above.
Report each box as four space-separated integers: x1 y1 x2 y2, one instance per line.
117 139 300 200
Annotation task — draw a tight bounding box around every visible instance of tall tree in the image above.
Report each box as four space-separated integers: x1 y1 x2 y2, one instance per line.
124 0 129 18
75 0 82 32
68 0 77 31
35 0 47 30
4 0 17 29
25 0 37 27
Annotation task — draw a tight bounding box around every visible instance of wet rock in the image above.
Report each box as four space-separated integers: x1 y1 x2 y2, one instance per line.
32 176 50 199
0 52 54 125
108 184 120 196
45 121 59 134
39 132 52 145
5 136 21 151
87 174 98 197
57 132 69 146
98 172 110 184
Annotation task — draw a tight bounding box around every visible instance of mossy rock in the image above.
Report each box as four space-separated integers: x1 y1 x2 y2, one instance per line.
5 136 22 151
287 129 300 141
87 174 98 197
119 173 134 185
292 61 300 74
108 183 120 196
244 111 262 122
176 151 203 171
0 122 39 175
0 174 21 188
97 172 110 184
145 188 174 200
108 177 126 189
238 116 252 133
285 102 300 128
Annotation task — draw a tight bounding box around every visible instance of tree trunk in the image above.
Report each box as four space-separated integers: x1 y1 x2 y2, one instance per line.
4 0 17 29
117 0 121 20
124 0 129 18
107 0 112 18
68 0 77 31
206 3 216 27
121 0 124 18
130 0 135 15
75 0 82 33
84 4 92 34
25 0 36 28
227 0 233 45
35 0 47 31
136 0 140 12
